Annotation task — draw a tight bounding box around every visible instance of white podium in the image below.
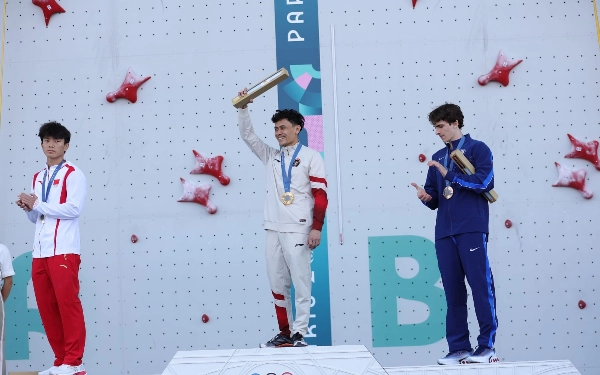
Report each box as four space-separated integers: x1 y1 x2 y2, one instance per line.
385 360 581 374
161 345 387 375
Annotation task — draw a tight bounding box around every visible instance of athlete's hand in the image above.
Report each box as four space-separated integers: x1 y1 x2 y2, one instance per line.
15 197 31 212
411 183 432 202
18 193 37 211
427 160 448 178
308 229 321 250
238 88 253 109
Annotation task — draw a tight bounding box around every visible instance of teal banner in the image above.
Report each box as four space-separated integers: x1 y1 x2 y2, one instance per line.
274 0 331 345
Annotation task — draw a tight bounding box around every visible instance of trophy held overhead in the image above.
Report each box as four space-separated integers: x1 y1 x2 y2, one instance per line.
232 68 290 108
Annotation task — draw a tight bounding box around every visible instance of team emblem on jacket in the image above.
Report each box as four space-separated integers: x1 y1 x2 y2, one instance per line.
293 158 301 167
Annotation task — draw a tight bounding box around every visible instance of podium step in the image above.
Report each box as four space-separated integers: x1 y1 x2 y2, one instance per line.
384 360 580 374
161 345 387 375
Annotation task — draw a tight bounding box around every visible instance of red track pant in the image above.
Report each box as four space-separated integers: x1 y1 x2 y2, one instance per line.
32 255 86 366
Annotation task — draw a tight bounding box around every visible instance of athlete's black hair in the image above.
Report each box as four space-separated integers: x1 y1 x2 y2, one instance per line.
38 121 71 144
428 103 464 129
271 109 305 130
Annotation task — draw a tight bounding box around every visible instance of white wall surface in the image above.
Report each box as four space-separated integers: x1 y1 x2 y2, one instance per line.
1 1 598 374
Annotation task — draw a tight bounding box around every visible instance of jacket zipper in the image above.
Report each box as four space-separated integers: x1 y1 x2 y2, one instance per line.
37 219 45 257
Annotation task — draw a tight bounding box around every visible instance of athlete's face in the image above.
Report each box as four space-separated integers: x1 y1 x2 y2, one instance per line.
41 137 69 165
433 120 462 143
274 119 301 147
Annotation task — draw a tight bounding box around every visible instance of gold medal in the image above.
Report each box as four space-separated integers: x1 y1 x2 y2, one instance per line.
281 192 295 205
443 186 454 199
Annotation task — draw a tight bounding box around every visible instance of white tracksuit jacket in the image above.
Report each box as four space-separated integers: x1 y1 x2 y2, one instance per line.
26 161 87 258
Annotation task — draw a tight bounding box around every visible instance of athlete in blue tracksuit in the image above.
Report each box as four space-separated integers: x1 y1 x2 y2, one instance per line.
412 103 499 365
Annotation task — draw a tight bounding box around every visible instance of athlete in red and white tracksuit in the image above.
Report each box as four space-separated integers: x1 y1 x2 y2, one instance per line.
238 107 328 344
24 161 87 370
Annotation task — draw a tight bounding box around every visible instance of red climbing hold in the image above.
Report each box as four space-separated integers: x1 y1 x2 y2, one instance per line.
552 162 593 199
564 134 600 171
32 0 65 26
190 150 231 186
478 50 522 87
177 178 218 214
106 68 151 103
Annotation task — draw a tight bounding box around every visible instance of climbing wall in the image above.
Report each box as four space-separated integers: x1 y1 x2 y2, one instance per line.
0 0 598 375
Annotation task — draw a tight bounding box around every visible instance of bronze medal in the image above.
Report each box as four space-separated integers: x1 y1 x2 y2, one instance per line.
443 186 454 199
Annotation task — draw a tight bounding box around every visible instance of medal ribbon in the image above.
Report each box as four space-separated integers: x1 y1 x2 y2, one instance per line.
442 137 465 187
42 161 65 203
281 143 302 193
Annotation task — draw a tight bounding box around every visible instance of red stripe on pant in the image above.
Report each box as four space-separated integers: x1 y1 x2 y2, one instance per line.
32 255 86 366
272 291 291 336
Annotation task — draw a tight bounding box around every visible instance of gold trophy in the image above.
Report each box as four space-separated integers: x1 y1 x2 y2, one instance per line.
450 149 498 203
232 68 290 108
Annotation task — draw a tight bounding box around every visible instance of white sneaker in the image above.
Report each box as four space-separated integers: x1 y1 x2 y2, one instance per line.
466 346 499 363
437 349 472 365
39 366 60 375
50 364 86 375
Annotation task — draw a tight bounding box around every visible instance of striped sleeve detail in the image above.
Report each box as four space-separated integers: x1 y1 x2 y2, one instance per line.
60 166 76 204
32 171 41 192
309 176 328 189
453 170 494 189
451 151 494 191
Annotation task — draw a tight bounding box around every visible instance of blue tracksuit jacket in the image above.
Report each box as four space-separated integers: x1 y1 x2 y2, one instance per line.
423 134 494 240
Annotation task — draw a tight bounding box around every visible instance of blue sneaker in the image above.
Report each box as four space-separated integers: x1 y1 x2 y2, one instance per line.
437 349 472 365
466 346 499 363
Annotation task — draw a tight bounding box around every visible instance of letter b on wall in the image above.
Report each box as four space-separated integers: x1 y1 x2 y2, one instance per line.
369 235 446 347
6 252 44 360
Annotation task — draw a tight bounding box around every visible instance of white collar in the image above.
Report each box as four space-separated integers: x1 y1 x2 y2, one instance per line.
281 142 300 154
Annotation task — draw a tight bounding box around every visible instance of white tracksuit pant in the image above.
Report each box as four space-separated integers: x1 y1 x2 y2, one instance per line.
265 230 312 337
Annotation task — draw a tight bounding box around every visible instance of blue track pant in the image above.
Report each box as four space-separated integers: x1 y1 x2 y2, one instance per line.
435 232 498 351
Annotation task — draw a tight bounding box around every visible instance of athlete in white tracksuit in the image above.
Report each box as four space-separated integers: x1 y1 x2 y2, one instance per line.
237 90 328 347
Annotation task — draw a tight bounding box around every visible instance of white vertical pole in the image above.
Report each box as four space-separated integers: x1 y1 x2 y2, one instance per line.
331 25 343 245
